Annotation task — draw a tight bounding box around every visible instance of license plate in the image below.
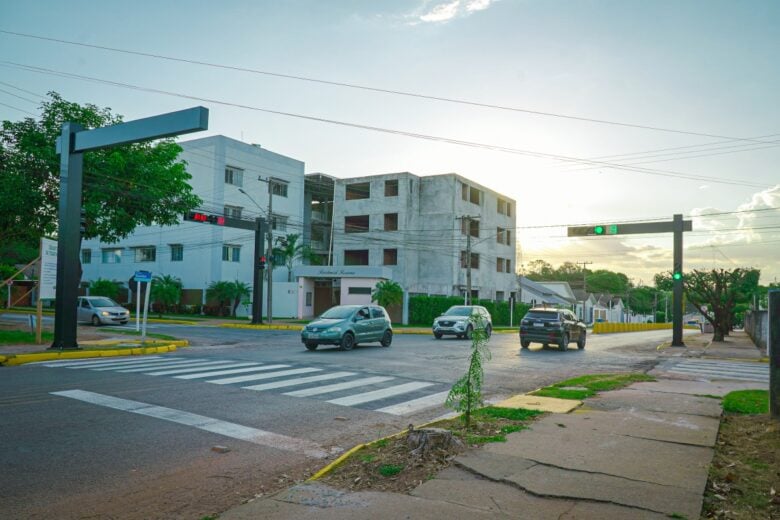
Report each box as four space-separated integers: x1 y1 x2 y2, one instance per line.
533 322 544 328
308 333 319 339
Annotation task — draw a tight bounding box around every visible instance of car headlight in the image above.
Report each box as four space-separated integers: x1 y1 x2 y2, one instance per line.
327 327 342 333
101 311 110 316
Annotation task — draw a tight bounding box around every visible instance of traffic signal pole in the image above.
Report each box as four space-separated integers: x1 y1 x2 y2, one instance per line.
671 214 685 346
568 214 692 347
251 217 266 324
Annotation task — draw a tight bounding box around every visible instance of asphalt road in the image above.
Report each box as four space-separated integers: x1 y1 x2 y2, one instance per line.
0 325 689 519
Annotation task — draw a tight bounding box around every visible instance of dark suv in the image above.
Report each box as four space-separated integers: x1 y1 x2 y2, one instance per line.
519 308 586 351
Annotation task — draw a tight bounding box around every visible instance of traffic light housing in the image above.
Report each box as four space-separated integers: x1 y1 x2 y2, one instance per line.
672 271 682 281
258 256 266 270
567 224 619 237
184 211 225 226
80 207 87 236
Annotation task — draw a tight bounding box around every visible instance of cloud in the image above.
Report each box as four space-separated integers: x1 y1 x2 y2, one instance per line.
410 0 498 24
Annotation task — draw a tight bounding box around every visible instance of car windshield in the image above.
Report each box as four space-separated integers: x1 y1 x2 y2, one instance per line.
89 297 120 308
525 311 559 320
320 306 357 319
444 306 472 316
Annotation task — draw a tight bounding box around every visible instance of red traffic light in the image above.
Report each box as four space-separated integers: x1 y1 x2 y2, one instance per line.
187 212 225 226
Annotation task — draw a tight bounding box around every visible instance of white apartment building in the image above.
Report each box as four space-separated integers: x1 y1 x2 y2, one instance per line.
80 135 305 317
295 172 518 320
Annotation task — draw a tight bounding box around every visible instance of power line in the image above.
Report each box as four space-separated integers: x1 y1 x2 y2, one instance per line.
2 28 777 144
1 61 772 189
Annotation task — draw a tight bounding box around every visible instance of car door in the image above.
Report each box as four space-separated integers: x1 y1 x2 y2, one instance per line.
353 307 372 342
77 298 91 322
369 307 386 340
565 311 580 340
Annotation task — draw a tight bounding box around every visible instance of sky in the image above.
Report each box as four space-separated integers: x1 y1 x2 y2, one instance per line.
1 0 779 286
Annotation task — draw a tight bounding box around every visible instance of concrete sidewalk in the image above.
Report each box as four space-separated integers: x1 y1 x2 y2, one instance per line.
219 333 768 519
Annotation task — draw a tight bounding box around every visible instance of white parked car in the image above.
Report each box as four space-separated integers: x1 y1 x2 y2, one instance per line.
77 296 130 326
432 305 493 339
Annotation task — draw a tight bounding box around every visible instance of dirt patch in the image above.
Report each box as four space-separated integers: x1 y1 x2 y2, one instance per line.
318 407 542 494
702 414 780 519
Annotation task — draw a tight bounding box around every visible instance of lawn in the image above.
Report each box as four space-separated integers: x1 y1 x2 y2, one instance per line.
531 373 656 400
0 330 54 345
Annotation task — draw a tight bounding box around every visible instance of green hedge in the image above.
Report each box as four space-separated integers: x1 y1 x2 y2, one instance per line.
408 295 529 327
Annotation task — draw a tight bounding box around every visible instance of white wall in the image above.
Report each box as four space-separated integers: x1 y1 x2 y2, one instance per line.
340 278 379 306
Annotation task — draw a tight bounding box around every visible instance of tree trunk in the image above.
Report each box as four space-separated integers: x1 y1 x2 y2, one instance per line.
406 426 462 459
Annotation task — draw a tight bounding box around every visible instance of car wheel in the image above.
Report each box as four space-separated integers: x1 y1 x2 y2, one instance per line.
520 339 530 349
577 331 586 350
559 333 569 352
485 325 492 338
91 315 101 327
340 332 355 351
305 341 318 351
465 325 473 340
433 332 443 339
380 330 393 347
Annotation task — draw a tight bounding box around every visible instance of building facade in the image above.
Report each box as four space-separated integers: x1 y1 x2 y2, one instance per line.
295 172 518 319
80 135 305 317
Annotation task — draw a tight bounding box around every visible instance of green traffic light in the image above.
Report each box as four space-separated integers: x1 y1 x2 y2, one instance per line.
594 225 605 235
673 272 682 280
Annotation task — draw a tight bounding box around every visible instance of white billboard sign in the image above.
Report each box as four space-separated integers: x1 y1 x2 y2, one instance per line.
39 237 58 300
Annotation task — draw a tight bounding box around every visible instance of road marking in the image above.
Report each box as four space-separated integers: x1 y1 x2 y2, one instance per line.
327 382 434 407
243 372 356 392
115 360 229 373
374 390 451 415
668 367 768 382
175 364 288 380
87 359 205 371
50 389 327 458
208 368 322 385
42 356 165 367
665 360 769 382
284 376 393 397
145 362 260 376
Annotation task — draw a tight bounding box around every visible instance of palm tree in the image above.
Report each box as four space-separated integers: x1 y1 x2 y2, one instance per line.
229 280 251 317
207 280 251 317
372 280 403 308
272 233 318 282
150 274 182 315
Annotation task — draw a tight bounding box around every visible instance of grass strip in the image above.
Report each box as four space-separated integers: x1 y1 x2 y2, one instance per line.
0 330 54 344
722 390 769 414
532 373 655 400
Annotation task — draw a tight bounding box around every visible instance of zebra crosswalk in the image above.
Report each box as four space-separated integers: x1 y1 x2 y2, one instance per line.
40 355 450 416
659 358 769 383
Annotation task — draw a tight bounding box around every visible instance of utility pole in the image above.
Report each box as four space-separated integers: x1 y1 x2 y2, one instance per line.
265 178 275 324
576 261 592 291
456 215 479 305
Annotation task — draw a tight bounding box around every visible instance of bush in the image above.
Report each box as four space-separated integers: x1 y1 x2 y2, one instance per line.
408 295 529 326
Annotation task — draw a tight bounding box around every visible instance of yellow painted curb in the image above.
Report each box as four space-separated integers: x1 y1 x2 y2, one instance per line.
0 340 188 366
219 323 304 331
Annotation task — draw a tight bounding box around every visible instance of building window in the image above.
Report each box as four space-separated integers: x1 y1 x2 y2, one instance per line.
222 244 241 262
81 249 91 264
225 166 243 187
101 248 122 264
505 229 511 245
461 219 479 237
348 287 372 295
271 214 287 232
505 258 512 273
345 215 369 233
344 249 369 265
460 251 480 269
170 244 183 262
224 205 243 219
383 248 398 265
497 227 504 244
385 179 399 197
496 258 504 272
134 246 156 263
496 291 505 302
384 213 398 231
497 198 512 217
469 187 481 205
271 181 289 198
346 182 370 200
461 182 468 201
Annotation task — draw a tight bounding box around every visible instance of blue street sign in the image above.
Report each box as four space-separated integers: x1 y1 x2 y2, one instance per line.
134 270 152 283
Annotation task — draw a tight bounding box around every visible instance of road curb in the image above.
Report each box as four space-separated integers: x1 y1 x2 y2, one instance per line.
0 340 189 366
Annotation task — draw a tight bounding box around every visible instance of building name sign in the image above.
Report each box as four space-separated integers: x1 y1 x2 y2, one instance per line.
293 265 391 279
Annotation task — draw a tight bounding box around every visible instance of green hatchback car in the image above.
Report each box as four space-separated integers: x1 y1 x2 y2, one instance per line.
301 304 393 351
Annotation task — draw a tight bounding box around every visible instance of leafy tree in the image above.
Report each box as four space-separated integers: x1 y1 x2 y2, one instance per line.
89 278 123 300
0 92 201 254
272 233 319 282
524 259 555 280
445 314 491 429
206 280 250 317
657 268 760 341
0 264 18 307
150 274 182 315
585 270 630 295
371 280 403 309
626 286 658 316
